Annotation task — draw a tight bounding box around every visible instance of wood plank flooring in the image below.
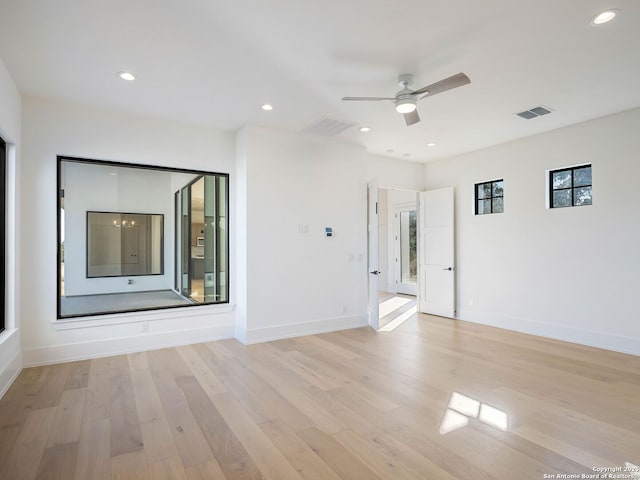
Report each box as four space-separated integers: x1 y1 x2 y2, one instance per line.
1 313 639 479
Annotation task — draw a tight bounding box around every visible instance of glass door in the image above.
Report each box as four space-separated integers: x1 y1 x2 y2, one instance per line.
177 174 228 304
396 207 417 296
180 184 191 298
190 177 205 302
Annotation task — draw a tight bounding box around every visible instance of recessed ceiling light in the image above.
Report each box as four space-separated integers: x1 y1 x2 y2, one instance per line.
427 142 436 147
403 153 411 158
359 126 371 132
386 149 394 153
261 104 273 111
118 71 135 81
590 9 620 25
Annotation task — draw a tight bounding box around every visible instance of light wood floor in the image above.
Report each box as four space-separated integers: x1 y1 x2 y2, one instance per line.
1 314 639 480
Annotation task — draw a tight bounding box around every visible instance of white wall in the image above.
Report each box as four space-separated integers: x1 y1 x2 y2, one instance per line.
424 107 640 355
237 126 370 342
234 127 249 342
367 154 425 191
0 57 22 397
21 97 237 365
234 126 425 343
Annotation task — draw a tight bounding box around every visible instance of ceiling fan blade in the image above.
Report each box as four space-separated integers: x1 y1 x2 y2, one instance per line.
342 96 395 101
411 72 470 98
404 110 420 126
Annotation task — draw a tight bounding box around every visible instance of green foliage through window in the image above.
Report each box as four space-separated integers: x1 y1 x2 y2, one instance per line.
475 179 504 215
550 165 592 208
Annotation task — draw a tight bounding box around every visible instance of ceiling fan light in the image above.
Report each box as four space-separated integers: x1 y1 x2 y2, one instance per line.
395 98 417 114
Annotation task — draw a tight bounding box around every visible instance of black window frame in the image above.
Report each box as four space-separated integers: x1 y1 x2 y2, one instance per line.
474 179 504 215
549 164 592 209
57 156 230 319
0 138 5 333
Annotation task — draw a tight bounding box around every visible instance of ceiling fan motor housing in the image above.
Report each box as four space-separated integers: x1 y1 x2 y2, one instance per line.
398 73 414 88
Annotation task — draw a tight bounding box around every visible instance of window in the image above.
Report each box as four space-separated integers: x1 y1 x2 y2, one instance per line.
550 165 592 208
475 179 504 215
1 137 5 332
58 157 229 318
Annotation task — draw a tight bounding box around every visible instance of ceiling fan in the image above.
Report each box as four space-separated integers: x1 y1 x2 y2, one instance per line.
342 72 470 126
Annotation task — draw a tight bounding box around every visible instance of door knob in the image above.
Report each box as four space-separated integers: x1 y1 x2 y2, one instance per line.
370 270 381 275
443 267 453 271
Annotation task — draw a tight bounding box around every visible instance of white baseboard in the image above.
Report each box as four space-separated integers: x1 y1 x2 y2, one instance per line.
243 314 369 345
23 323 235 367
456 308 640 357
0 350 22 400
0 329 22 399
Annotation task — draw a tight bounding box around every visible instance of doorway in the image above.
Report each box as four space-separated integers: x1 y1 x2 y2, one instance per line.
368 182 456 329
371 187 419 330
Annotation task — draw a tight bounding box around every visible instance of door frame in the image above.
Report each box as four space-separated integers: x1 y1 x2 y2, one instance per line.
367 178 380 329
368 184 456 329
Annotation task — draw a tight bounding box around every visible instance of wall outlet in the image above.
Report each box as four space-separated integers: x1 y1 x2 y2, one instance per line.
142 322 149 333
128 278 134 285
342 304 348 313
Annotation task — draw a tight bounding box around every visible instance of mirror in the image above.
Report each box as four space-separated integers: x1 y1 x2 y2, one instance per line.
87 211 163 277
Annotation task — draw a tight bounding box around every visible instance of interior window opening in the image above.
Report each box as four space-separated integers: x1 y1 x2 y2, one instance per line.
57 157 229 319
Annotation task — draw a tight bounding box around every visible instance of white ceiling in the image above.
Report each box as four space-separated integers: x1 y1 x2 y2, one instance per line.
1 0 639 162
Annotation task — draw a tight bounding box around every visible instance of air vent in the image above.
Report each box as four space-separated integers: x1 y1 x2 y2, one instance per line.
304 118 356 136
516 105 553 119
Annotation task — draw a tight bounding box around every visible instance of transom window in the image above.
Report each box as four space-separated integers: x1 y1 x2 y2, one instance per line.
550 165 592 208
475 179 504 215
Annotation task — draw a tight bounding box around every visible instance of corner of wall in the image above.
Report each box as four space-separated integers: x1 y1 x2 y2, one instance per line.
0 330 22 399
0 55 23 398
234 126 248 344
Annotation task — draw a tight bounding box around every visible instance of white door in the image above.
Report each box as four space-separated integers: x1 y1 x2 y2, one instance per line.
368 179 380 329
395 205 417 296
418 187 455 317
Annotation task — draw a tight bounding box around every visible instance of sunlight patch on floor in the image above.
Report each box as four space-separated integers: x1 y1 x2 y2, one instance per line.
439 409 469 435
379 306 417 332
439 392 508 435
378 296 411 319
